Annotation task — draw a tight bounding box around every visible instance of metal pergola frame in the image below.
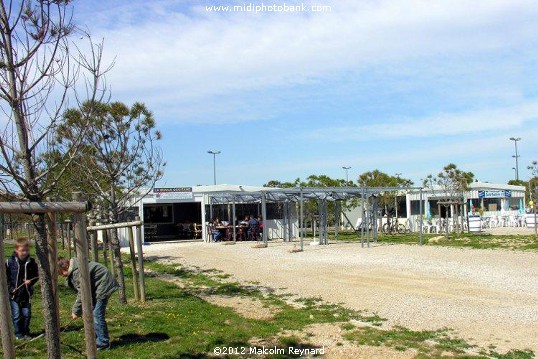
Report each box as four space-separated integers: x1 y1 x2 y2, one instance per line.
206 186 425 249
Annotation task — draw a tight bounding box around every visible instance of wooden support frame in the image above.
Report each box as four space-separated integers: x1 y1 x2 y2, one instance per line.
71 192 97 359
0 213 15 359
0 197 96 358
86 219 146 302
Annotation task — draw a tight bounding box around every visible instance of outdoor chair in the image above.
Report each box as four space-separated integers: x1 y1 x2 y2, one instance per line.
192 223 202 239
144 224 157 242
248 224 259 241
236 226 246 241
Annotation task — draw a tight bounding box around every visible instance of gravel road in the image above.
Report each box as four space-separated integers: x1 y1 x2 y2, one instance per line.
141 240 538 353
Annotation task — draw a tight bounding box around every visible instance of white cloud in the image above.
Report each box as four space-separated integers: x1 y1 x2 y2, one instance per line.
81 0 538 123
304 101 538 141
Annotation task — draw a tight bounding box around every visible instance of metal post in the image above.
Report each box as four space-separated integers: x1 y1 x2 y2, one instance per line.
71 192 97 359
366 199 370 248
261 192 268 245
342 166 351 184
288 202 293 242
334 201 340 241
209 198 214 223
419 188 424 245
232 197 236 243
207 150 221 185
361 187 365 247
127 226 140 301
318 199 326 245
0 213 15 359
283 202 288 242
135 217 146 302
300 188 304 251
509 137 521 180
373 199 378 243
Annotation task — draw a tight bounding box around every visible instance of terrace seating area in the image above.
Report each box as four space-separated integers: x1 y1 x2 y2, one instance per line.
417 214 529 234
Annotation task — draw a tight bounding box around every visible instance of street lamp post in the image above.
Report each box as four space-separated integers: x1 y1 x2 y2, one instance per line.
512 167 517 179
509 137 521 181
395 173 402 218
207 150 221 185
342 166 351 185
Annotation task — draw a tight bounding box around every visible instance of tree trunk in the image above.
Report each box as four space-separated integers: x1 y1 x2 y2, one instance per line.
110 187 127 304
33 214 62 358
102 228 108 269
110 227 127 304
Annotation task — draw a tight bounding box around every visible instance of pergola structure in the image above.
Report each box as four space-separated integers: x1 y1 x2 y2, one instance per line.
206 186 425 249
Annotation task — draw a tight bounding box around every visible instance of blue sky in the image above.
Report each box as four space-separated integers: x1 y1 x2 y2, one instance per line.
73 0 538 187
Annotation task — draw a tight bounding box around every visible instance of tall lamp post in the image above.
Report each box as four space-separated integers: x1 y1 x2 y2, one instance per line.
342 166 351 185
509 137 521 181
207 150 221 185
395 173 402 218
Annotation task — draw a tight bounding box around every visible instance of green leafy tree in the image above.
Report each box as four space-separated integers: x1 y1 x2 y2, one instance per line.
0 0 108 356
57 101 165 304
358 170 413 232
264 174 359 231
423 164 474 234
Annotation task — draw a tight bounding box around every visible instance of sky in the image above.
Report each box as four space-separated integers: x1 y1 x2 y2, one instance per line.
72 0 538 187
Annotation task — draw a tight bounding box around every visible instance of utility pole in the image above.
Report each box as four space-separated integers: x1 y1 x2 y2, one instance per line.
342 166 351 185
509 137 521 181
207 150 221 185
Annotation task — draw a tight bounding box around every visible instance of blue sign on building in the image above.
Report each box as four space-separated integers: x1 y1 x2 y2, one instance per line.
478 190 512 199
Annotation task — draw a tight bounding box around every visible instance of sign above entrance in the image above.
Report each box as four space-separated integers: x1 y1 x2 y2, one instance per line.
478 190 511 199
153 187 193 200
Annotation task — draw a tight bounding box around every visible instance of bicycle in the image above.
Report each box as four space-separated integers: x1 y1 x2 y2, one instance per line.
355 214 375 233
382 216 406 234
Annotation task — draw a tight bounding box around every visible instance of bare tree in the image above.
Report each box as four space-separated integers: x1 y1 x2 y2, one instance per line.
0 1 109 357
57 101 164 304
527 161 538 204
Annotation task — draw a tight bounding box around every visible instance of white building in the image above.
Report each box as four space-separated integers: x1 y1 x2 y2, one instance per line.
115 181 525 245
118 184 298 246
406 182 526 219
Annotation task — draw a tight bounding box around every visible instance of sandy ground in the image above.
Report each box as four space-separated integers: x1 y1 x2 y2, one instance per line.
140 240 538 354
485 226 537 235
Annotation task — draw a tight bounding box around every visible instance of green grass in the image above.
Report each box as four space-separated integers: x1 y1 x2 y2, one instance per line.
344 326 537 359
324 230 538 251
2 243 536 358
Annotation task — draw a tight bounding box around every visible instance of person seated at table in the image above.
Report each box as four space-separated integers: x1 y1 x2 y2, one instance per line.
213 217 223 227
211 226 222 242
247 215 259 241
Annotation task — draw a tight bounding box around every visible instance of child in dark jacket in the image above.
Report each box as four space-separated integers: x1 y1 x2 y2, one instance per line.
58 257 118 350
5 238 39 339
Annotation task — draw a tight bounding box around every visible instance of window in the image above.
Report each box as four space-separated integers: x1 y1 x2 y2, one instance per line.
410 200 424 215
483 198 501 211
144 205 173 223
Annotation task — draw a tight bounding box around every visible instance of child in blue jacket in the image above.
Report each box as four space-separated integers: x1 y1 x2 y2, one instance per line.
5 238 39 339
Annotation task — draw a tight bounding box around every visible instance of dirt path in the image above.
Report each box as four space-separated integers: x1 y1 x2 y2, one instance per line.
141 241 538 353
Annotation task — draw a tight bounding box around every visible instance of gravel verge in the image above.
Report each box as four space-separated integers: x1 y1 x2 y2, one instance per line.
139 240 538 353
